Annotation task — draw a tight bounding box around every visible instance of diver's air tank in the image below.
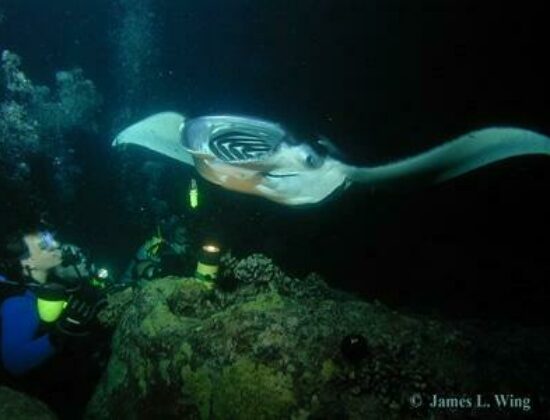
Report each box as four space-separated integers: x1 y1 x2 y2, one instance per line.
35 284 68 323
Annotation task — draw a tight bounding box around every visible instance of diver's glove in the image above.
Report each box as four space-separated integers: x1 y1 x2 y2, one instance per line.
51 283 107 343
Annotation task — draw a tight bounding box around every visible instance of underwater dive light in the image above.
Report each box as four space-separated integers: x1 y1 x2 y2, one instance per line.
195 243 221 283
90 267 110 289
189 178 199 209
35 283 68 323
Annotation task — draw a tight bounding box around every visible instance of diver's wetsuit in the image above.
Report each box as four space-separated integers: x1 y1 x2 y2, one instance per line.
0 277 107 419
1 289 56 375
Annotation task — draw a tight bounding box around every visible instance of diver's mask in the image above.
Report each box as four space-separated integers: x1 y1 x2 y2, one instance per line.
38 231 60 252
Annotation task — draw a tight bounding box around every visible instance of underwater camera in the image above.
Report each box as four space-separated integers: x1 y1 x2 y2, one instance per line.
60 244 86 267
60 245 113 290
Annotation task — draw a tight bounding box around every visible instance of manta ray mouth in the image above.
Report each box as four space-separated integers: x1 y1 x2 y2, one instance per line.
264 171 299 178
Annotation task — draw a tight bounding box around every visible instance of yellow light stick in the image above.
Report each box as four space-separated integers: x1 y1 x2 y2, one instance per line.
189 178 199 209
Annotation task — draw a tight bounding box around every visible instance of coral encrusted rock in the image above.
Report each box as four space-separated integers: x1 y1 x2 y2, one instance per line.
86 255 550 419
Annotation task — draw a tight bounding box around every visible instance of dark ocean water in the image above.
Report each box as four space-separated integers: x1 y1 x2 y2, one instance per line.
1 0 549 325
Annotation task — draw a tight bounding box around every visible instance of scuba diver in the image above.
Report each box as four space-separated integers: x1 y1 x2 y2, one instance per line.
0 226 115 419
120 216 195 284
0 226 109 376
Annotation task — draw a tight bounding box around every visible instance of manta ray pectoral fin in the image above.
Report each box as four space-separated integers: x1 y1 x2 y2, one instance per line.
344 127 550 189
112 112 195 167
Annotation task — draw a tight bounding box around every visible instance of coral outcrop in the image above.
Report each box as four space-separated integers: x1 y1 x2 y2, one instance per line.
86 254 550 419
0 50 101 229
1 50 101 145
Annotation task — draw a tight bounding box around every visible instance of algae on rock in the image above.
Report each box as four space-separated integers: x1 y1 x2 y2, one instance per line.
87 254 550 419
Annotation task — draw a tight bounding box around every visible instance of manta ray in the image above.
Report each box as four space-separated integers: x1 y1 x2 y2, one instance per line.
112 112 550 206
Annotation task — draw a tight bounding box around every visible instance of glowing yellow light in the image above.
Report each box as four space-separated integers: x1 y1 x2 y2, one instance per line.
203 244 220 254
189 178 199 208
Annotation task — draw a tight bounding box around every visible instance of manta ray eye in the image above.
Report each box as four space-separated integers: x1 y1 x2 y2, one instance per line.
305 153 323 169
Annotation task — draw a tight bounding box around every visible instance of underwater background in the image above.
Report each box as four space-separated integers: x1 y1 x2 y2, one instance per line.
1 1 550 418
1 0 549 323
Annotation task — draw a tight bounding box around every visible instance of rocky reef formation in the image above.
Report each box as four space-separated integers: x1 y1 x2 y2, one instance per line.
0 386 57 420
86 254 550 419
0 49 101 230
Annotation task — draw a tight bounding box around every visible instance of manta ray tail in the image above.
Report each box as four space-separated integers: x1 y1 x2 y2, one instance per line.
345 127 550 189
112 112 195 166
